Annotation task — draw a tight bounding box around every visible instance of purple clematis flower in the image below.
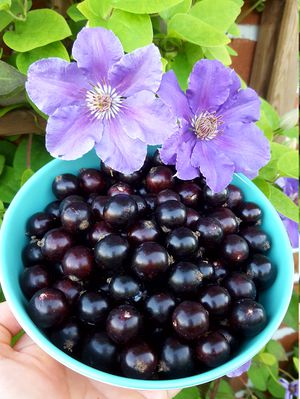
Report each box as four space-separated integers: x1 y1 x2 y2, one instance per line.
226 360 252 378
26 27 176 174
279 378 299 399
158 60 270 192
276 177 299 248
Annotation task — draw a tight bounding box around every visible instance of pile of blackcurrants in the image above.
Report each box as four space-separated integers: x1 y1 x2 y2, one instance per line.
20 150 276 380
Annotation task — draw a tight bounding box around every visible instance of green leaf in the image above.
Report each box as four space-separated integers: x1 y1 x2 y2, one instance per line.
228 23 240 36
168 13 230 47
106 10 153 52
259 353 277 366
160 0 192 19
184 42 204 65
3 9 72 52
86 0 112 19
270 142 291 160
67 4 86 21
111 0 182 13
268 183 298 221
267 378 286 399
278 126 299 139
189 0 241 32
0 165 19 203
0 140 16 165
77 0 96 19
0 0 31 30
0 285 5 302
258 161 279 182
0 154 4 175
293 357 299 372
278 150 299 179
20 168 34 186
248 363 270 391
175 387 200 399
266 341 288 361
169 51 192 90
0 0 11 11
283 291 298 330
0 60 25 97
226 45 238 56
261 99 280 130
253 177 271 197
0 103 24 117
16 41 69 74
203 45 231 65
13 135 52 179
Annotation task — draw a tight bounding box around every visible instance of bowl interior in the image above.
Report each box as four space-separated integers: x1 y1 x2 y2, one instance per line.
0 148 294 390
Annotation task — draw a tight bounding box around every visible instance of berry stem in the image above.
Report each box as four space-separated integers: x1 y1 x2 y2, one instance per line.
26 133 33 169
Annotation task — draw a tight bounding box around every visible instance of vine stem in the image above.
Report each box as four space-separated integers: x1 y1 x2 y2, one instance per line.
237 0 264 24
279 367 296 381
26 134 33 170
4 9 26 21
210 378 221 399
238 377 253 397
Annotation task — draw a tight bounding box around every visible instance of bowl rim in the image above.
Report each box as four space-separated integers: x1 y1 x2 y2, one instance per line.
0 154 294 391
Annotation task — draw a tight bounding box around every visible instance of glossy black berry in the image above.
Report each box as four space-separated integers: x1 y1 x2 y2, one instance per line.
20 265 51 299
45 200 61 219
176 182 202 208
146 166 174 193
172 301 209 340
91 195 109 221
221 234 249 263
78 291 109 325
209 208 239 234
199 286 231 317
145 293 176 324
128 220 160 246
26 212 56 238
195 259 215 282
61 202 92 233
109 275 142 302
195 217 224 248
28 288 69 328
236 202 262 224
155 200 187 232
78 168 106 195
41 228 73 261
62 246 94 281
52 174 79 199
168 262 203 295
103 194 138 229
245 254 276 289
230 299 267 337
185 208 200 229
152 149 164 166
157 189 180 204
59 195 85 213
223 273 256 300
240 226 271 252
144 194 157 212
217 328 238 351
195 332 230 367
22 242 44 266
53 278 81 306
119 170 143 185
108 182 133 196
94 234 129 271
101 162 118 179
166 227 198 259
132 242 170 280
131 195 148 217
81 332 117 372
159 337 195 379
212 259 229 282
50 320 81 354
120 341 157 379
226 184 244 209
86 221 113 247
106 305 142 344
203 186 228 206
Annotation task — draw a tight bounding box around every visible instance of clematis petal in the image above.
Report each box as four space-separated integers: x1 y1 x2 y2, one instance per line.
46 105 102 160
121 90 176 145
214 122 270 179
157 70 191 121
72 27 123 83
175 131 199 180
95 118 147 174
220 87 261 124
26 59 88 116
191 140 235 192
187 59 232 115
160 130 182 165
280 216 299 248
226 361 252 378
108 44 162 97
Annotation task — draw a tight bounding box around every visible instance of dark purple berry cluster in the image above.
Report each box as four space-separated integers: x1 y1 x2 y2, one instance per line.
20 151 276 380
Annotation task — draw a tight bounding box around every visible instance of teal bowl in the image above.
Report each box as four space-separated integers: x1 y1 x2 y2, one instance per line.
0 149 294 391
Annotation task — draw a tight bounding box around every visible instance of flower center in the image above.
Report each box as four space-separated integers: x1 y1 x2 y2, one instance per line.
192 111 223 140
86 83 123 120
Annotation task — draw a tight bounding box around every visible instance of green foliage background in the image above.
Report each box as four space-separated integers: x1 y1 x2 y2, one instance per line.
0 1 298 398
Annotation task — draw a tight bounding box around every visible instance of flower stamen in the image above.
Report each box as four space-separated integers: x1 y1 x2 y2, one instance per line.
192 111 223 141
86 83 123 120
